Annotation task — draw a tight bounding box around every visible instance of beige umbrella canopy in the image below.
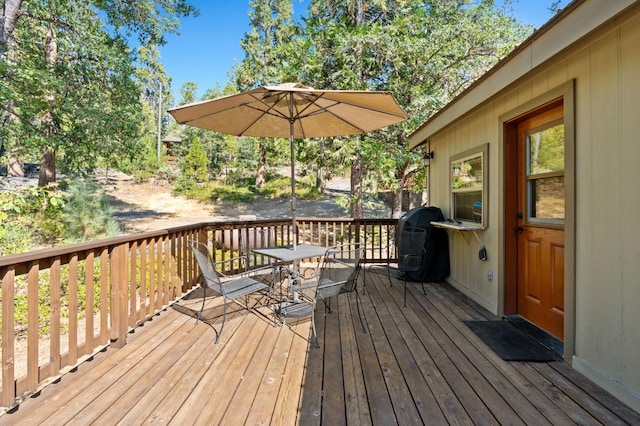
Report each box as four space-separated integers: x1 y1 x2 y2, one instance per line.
168 82 408 246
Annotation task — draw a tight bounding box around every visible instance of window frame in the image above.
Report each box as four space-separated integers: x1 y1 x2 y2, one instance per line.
450 143 488 227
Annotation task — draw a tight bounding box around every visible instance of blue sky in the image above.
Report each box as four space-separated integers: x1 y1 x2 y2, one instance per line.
159 0 570 104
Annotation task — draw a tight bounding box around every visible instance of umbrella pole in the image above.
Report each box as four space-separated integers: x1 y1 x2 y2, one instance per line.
289 115 296 250
290 133 296 249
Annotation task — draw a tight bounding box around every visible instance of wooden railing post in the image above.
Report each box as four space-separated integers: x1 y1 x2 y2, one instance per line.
110 243 129 349
1 266 16 407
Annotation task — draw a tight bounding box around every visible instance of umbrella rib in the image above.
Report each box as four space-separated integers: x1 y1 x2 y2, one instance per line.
231 92 298 136
295 92 406 134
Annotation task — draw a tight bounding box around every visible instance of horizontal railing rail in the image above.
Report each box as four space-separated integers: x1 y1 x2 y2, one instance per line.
0 217 397 409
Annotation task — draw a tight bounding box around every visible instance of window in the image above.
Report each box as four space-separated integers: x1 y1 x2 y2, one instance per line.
525 120 564 224
450 144 488 226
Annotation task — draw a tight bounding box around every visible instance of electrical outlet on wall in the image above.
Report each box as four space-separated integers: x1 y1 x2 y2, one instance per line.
487 270 493 282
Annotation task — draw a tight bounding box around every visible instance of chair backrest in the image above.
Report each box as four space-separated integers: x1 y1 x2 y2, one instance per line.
189 240 224 295
397 226 427 272
316 243 363 299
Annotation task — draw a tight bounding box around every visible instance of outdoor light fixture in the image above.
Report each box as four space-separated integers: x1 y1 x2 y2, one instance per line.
422 150 434 167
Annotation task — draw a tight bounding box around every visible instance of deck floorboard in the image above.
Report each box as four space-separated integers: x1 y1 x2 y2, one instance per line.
2 271 639 425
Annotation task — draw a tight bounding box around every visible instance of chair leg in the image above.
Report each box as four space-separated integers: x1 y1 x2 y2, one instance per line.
355 288 367 334
215 301 227 344
361 264 367 295
196 286 207 325
324 297 333 314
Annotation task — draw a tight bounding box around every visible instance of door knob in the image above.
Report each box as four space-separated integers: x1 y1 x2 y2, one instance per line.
515 226 524 233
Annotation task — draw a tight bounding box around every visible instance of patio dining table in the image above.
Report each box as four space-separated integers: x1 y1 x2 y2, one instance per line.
252 243 329 302
251 243 328 263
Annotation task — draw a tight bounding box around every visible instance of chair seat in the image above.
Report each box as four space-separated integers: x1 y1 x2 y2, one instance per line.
223 276 271 299
276 300 314 318
317 277 343 299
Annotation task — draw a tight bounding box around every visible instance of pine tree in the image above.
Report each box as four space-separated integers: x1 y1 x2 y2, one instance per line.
181 137 208 183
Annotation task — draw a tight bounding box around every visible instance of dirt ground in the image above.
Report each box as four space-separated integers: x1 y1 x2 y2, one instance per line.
102 170 390 234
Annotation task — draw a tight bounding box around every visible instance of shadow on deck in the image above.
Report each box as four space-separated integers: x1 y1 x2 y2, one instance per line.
1 271 638 425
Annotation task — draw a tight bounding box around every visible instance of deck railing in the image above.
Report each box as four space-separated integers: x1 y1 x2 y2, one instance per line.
0 217 397 409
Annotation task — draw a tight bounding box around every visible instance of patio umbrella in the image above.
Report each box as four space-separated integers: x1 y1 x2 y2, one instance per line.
168 82 408 247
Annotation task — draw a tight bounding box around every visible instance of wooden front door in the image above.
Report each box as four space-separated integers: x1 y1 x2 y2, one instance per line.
515 104 565 340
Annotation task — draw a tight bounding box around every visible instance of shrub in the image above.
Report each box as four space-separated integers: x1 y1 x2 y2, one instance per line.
181 137 208 183
63 180 121 242
0 182 66 254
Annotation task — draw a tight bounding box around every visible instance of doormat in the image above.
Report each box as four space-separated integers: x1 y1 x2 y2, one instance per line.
464 320 561 362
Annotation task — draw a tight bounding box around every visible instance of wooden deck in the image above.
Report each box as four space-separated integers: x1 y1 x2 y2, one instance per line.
1 271 639 425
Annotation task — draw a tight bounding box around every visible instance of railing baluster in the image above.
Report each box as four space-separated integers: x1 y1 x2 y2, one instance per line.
68 254 79 365
129 241 138 329
163 235 171 305
148 239 156 316
111 243 129 349
139 240 148 323
99 248 109 346
49 258 61 378
1 266 16 407
27 261 39 392
85 251 95 354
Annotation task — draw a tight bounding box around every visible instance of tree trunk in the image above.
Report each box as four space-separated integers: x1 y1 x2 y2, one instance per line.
350 151 363 218
391 186 403 219
7 145 23 177
38 146 56 186
38 24 57 186
391 159 411 218
2 2 23 176
315 137 327 194
315 166 324 194
0 0 22 56
255 140 266 189
5 98 23 177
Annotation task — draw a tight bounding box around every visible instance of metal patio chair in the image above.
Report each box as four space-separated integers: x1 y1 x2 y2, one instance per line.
369 225 427 307
189 239 273 344
274 243 365 348
395 226 428 306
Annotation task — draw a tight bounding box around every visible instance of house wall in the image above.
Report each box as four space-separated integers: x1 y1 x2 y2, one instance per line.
424 5 640 411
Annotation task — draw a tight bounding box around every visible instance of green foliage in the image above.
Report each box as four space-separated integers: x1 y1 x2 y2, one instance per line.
257 174 290 197
62 180 121 242
156 165 180 182
287 0 532 214
94 0 199 46
116 135 163 180
1 0 198 184
176 169 318 205
208 183 256 203
174 136 208 193
181 137 208 182
0 183 67 255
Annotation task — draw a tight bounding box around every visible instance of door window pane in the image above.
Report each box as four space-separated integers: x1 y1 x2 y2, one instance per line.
529 176 565 220
528 123 564 174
